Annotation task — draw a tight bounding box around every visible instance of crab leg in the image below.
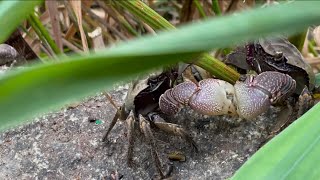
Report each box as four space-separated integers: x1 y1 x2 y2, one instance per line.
148 112 198 152
139 115 165 178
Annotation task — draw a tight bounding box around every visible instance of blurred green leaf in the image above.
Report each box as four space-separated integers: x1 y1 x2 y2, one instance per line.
28 13 62 55
115 0 239 83
0 0 43 43
0 1 319 132
0 52 198 131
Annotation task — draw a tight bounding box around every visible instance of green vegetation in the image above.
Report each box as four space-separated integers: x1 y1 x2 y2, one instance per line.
0 0 320 179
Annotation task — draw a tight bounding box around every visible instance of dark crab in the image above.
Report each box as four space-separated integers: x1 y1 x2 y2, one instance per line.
103 68 198 179
225 37 315 135
0 44 26 66
0 29 38 66
227 37 315 94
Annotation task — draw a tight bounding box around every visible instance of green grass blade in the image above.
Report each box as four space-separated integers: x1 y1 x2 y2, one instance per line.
111 1 320 54
232 103 320 179
28 13 62 55
114 0 175 30
0 1 319 131
211 0 222 16
115 1 320 83
0 0 43 43
194 0 207 18
0 52 198 131
115 0 240 84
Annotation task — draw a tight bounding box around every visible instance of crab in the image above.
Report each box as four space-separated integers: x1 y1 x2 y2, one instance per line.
0 30 38 66
103 68 198 179
0 44 26 66
225 37 315 133
104 38 315 178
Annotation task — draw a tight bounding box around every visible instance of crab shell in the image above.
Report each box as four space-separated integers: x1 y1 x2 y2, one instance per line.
125 69 174 116
159 71 296 120
258 38 315 91
0 44 23 65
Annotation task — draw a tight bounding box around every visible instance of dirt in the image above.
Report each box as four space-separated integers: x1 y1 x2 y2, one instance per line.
0 84 278 180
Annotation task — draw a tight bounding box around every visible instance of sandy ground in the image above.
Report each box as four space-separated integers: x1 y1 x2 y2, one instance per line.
0 84 279 180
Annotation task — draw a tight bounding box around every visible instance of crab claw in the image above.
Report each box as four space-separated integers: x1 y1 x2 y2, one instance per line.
159 71 296 120
234 82 271 119
188 79 236 116
159 81 197 115
234 71 295 119
159 89 181 115
252 71 296 104
159 79 237 116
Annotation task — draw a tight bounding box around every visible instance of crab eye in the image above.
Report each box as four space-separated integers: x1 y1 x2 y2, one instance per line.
274 51 283 60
